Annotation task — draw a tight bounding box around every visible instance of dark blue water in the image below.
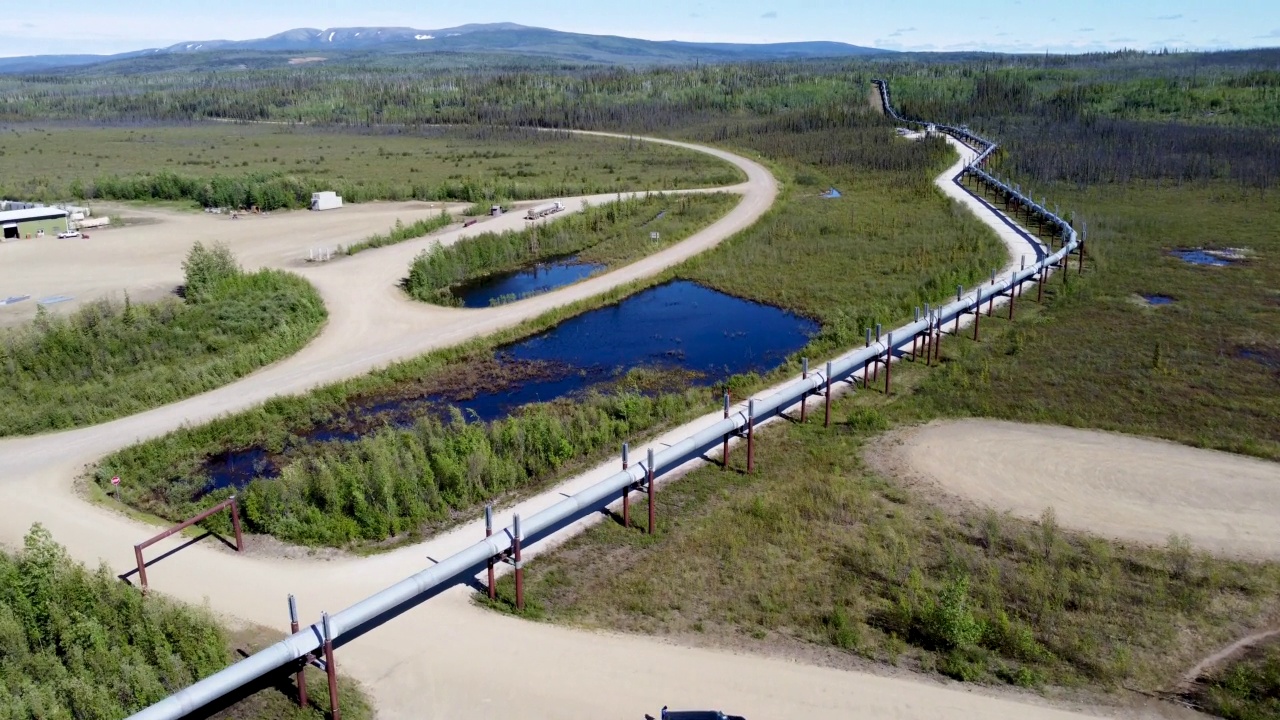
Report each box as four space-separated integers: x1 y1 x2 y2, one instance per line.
201 281 817 493
1142 294 1176 305
456 257 604 307
1239 348 1280 369
1171 250 1232 267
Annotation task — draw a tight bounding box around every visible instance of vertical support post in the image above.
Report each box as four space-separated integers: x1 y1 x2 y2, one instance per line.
289 595 308 709
322 612 340 720
230 497 244 552
1008 275 1017 320
800 358 808 422
646 449 656 535
134 545 148 593
955 286 963 333
721 393 731 470
911 309 920 360
1078 226 1086 273
513 514 524 610
746 400 756 475
864 328 872 387
933 323 943 364
621 444 630 527
485 505 496 599
1037 269 1046 303
987 270 996 316
824 362 833 428
872 324 882 382
972 290 982 342
884 332 893 396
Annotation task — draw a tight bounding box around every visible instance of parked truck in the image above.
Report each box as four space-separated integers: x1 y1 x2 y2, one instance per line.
310 191 343 211
524 201 564 220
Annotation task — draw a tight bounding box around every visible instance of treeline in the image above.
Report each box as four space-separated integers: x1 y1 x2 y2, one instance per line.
405 193 735 304
0 243 325 434
70 169 707 211
0 525 228 717
5 54 1279 191
890 70 1280 189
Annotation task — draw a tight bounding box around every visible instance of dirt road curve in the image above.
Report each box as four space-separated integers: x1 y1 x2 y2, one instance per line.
886 419 1280 558
0 134 1129 719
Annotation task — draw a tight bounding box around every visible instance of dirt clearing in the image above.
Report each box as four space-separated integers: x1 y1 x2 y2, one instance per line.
876 419 1280 558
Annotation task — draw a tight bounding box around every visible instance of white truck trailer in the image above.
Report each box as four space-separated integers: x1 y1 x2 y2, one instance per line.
524 201 564 220
310 191 343 211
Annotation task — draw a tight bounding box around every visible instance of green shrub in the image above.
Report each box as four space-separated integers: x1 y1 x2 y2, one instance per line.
0 247 325 435
0 525 229 717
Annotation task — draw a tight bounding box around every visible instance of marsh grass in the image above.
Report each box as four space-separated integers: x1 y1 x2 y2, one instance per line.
905 182 1280 460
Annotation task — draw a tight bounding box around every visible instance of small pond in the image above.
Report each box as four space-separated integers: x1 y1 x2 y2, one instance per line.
1170 249 1245 267
455 256 605 307
203 281 818 493
1141 294 1176 306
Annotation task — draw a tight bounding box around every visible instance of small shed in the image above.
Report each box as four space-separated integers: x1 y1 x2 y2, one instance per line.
0 207 69 241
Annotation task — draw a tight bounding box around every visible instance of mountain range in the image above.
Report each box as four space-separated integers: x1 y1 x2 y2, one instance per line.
0 23 887 74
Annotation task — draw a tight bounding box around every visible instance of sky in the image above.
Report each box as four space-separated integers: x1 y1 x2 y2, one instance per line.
3 0 1278 57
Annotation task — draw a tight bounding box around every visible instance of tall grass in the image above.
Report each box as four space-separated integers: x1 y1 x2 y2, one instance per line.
1197 642 1280 720
345 211 452 255
0 243 326 435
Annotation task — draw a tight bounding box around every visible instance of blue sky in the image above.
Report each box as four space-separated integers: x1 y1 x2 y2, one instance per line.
3 0 1278 57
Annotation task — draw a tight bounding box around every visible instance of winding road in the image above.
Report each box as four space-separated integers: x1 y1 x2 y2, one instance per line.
0 131 1214 720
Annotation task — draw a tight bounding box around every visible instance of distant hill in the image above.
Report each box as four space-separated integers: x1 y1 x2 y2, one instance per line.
0 23 889 74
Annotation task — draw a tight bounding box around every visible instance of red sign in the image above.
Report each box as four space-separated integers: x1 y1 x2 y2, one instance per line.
111 476 120 486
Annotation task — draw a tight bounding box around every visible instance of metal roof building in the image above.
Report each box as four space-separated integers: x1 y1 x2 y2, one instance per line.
0 207 69 241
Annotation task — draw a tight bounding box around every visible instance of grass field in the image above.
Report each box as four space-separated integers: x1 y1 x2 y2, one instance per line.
0 124 743 206
485 179 1280 703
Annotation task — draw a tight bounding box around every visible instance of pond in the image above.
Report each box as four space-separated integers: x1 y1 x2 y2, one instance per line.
454 256 605 307
1141 294 1176 306
202 281 818 493
1170 249 1246 267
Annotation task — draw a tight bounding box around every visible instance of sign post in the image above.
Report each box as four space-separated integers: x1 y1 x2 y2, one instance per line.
111 475 120 502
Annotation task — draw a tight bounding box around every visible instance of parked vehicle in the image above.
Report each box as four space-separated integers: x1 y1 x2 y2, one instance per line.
524 201 564 220
648 707 746 720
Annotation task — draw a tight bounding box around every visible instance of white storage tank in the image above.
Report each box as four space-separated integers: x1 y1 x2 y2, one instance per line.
310 191 343 211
